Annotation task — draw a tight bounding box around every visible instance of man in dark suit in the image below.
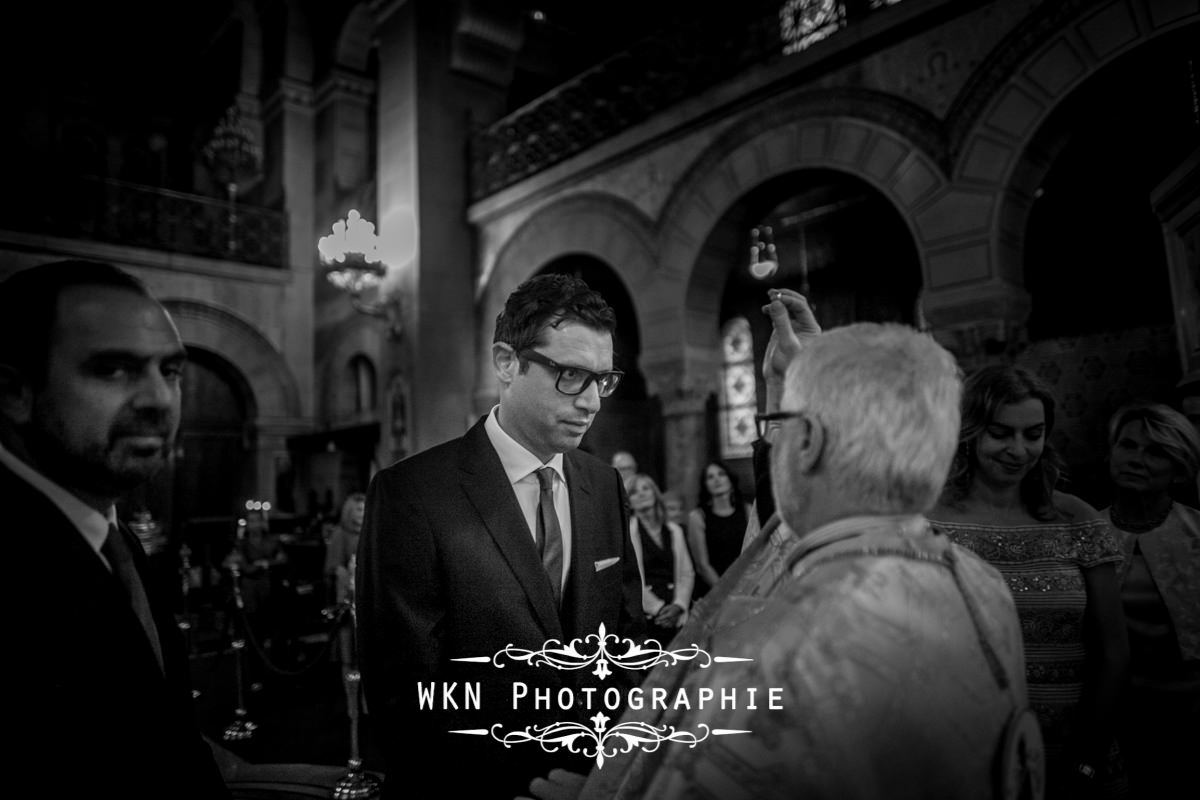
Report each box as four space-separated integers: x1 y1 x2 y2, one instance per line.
357 273 644 799
1 261 228 799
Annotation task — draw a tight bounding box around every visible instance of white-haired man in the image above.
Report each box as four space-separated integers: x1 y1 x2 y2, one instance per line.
543 316 1039 800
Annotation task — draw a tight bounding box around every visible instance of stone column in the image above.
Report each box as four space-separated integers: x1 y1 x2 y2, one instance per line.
262 77 317 421
372 0 516 452
646 360 718 511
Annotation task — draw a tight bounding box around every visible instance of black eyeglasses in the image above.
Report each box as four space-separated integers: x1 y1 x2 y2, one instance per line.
755 411 803 439
518 350 624 398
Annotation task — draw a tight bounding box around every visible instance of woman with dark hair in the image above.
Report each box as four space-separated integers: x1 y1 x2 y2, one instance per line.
686 460 750 599
929 364 1129 799
1101 402 1200 800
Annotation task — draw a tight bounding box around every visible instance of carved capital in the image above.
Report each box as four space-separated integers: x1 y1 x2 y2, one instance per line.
315 68 377 110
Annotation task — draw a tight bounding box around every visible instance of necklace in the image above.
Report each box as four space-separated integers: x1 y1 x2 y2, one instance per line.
1110 500 1173 533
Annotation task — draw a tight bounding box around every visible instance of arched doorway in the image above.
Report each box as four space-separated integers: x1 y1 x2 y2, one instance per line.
175 346 255 520
1016 26 1195 504
124 346 255 601
706 169 922 486
538 255 663 483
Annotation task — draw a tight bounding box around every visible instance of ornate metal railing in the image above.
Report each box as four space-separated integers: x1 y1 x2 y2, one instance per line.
468 0 907 201
3 176 288 268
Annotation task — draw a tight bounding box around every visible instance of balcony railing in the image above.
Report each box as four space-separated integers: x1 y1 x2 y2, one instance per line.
468 0 907 201
2 175 288 268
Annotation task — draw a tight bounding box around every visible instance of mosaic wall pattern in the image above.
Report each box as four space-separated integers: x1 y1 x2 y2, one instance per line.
1015 324 1180 506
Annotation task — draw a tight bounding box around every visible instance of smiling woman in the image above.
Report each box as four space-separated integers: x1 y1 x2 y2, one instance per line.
928 364 1130 799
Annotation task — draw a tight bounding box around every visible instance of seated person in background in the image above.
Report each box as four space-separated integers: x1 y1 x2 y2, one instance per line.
1101 402 1200 800
928 364 1128 799
686 459 750 600
627 473 694 643
529 320 1037 800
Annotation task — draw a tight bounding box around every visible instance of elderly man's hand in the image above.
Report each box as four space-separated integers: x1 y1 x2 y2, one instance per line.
516 769 589 800
761 289 820 413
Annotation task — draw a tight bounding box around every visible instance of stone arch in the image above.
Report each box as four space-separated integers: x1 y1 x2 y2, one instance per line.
163 299 301 422
948 0 1199 294
654 91 949 389
477 193 658 404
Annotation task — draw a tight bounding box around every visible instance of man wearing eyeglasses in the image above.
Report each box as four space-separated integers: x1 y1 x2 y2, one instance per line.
357 273 644 800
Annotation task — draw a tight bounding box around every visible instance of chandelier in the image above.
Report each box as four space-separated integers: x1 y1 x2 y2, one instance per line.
318 210 402 339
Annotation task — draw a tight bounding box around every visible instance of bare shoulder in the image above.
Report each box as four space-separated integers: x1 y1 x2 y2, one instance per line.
1052 491 1104 523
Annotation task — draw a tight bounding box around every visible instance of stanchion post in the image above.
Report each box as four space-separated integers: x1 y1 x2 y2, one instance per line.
223 561 257 741
332 554 381 799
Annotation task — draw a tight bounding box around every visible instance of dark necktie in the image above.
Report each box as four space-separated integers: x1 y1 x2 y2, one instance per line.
535 467 564 609
102 523 164 672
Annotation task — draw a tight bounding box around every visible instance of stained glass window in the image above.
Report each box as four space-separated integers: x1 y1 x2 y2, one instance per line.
719 317 757 459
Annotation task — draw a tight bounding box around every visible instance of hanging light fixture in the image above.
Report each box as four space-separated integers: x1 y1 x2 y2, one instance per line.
318 210 402 339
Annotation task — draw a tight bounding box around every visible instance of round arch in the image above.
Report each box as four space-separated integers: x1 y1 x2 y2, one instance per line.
319 315 385 425
948 0 1199 293
162 298 302 421
334 3 376 73
654 92 947 390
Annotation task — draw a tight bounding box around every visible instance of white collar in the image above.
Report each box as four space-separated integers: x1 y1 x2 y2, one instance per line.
484 406 565 485
0 440 116 554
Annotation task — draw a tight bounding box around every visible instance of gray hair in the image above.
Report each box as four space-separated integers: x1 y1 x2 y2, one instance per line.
780 323 961 515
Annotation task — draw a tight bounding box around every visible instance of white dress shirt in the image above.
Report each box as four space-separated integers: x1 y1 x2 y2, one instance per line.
484 407 572 591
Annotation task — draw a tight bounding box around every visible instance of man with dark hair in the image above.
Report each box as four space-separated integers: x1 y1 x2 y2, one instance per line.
1 260 228 798
357 272 644 799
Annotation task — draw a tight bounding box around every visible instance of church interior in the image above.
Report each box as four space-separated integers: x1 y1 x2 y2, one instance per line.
2 0 1197 796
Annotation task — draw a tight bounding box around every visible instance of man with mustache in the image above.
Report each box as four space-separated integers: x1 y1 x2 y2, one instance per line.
357 272 644 799
1 260 228 799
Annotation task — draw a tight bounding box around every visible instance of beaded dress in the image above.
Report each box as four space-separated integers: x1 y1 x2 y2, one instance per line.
929 517 1123 791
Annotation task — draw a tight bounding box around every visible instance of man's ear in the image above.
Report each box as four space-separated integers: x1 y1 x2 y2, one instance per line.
793 414 825 475
0 365 32 425
492 342 518 387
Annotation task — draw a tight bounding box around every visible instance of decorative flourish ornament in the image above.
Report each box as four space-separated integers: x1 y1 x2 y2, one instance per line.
484 718 748 769
452 622 749 680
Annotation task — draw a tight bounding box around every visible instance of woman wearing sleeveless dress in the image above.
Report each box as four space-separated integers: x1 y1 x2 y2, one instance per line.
928 365 1129 799
627 473 694 644
686 460 749 601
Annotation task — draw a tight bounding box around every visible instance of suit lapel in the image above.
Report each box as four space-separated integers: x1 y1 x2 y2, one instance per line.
457 420 563 640
563 452 596 642
3 464 168 681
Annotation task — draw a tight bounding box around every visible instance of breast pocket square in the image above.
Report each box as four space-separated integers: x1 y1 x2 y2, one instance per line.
594 557 620 572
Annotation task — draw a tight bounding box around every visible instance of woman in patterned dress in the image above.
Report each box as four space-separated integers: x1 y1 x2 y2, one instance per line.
928 364 1129 799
